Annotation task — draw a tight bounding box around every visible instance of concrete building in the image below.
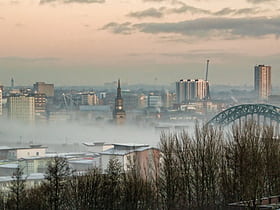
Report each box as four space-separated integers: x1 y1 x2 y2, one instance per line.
161 90 173 108
176 79 209 104
148 95 162 108
0 145 47 161
33 82 54 97
254 65 271 100
82 142 113 153
7 94 35 123
123 93 139 110
81 93 99 105
100 143 160 179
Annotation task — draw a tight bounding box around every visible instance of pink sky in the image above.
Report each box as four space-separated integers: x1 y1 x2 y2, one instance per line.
0 0 280 86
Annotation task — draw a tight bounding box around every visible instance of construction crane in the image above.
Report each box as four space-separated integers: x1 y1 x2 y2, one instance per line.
205 59 210 81
204 59 211 100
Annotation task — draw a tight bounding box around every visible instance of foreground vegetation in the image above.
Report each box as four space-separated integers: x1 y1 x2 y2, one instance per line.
1 121 280 210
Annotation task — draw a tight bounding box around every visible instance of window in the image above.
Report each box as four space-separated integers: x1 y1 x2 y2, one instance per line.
36 152 39 156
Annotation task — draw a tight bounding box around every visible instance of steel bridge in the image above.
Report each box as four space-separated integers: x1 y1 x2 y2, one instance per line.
208 104 280 126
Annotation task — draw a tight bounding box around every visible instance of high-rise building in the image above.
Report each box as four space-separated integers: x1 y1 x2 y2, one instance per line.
8 95 35 123
176 79 209 104
33 82 54 97
254 65 271 100
113 79 126 124
81 93 99 105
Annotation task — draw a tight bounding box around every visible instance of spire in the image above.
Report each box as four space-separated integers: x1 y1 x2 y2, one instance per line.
117 79 121 98
11 78 14 88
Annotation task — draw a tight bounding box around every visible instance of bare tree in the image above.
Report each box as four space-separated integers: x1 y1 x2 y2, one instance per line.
7 167 26 210
44 156 71 210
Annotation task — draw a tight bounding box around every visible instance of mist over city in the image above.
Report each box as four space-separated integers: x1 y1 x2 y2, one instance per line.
1 0 280 209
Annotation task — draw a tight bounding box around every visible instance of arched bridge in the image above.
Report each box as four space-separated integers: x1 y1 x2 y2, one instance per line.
208 104 280 125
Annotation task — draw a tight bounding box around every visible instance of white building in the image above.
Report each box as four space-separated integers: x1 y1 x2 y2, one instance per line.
254 65 271 100
0 145 47 161
82 142 113 153
8 94 35 123
99 143 160 179
81 93 99 105
176 79 209 104
148 95 162 108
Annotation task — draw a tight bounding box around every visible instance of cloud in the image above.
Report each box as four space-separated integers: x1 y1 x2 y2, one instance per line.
134 16 280 38
40 0 105 4
128 8 165 19
213 8 236 16
103 16 280 40
143 0 165 2
213 7 263 16
247 0 277 4
101 22 133 34
167 3 211 15
0 57 60 62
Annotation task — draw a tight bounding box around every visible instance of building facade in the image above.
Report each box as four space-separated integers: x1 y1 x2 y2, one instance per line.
254 65 271 100
176 79 209 104
33 82 54 97
8 95 35 123
81 93 99 105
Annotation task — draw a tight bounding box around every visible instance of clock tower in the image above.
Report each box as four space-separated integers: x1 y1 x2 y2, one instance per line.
113 79 126 124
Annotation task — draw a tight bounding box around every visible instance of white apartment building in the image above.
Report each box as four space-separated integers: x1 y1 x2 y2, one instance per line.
8 95 35 123
176 79 209 104
254 65 271 100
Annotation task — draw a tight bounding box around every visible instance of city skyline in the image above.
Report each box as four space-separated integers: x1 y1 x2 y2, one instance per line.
0 0 280 86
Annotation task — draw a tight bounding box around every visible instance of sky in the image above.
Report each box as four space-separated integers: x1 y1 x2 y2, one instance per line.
0 0 280 87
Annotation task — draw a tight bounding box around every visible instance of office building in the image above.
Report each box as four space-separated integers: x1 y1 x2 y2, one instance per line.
33 82 54 97
254 65 271 100
148 95 162 108
113 79 126 124
176 79 209 104
81 93 99 105
8 95 35 123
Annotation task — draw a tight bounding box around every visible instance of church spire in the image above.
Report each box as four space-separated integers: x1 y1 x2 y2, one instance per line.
113 79 126 124
117 79 122 98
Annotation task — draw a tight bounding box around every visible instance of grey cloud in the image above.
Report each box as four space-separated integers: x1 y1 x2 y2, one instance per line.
214 7 263 16
40 0 105 4
143 0 165 2
64 0 105 3
0 57 60 62
168 4 211 14
128 8 165 19
213 8 236 16
247 0 277 4
128 3 211 20
101 22 133 34
40 0 58 3
134 16 280 38
234 8 262 15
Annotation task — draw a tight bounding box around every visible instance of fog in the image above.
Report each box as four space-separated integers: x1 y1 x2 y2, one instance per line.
0 120 176 151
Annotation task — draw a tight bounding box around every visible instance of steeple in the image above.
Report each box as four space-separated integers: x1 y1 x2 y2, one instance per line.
117 79 121 98
113 79 126 124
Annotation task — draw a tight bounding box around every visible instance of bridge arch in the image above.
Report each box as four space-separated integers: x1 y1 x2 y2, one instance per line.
208 104 280 125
